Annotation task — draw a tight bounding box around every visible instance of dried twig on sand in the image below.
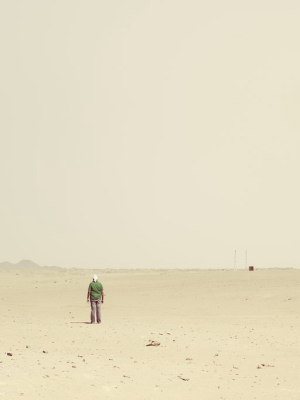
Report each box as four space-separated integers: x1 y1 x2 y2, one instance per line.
178 376 189 381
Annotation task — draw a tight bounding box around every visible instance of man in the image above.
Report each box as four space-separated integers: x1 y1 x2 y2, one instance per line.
87 275 104 324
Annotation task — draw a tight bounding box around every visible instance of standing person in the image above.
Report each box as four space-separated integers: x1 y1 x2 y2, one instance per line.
87 275 104 324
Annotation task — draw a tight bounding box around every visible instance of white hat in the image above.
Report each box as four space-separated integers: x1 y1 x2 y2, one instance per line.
93 275 98 282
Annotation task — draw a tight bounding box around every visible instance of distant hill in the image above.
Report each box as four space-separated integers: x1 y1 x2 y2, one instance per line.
16 259 40 268
0 260 60 269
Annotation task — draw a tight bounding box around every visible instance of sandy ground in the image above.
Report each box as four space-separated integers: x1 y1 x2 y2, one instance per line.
1 267 300 400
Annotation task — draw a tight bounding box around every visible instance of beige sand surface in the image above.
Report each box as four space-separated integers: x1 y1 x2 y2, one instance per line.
1 267 300 399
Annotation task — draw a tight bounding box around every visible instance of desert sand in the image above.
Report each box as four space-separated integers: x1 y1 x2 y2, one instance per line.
1 267 300 399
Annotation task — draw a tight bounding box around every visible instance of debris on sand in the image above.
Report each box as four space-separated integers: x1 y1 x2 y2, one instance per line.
7 352 13 356
257 363 275 369
146 341 160 347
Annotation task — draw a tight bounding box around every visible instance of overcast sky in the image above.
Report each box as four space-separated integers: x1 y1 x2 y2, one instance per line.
1 1 300 269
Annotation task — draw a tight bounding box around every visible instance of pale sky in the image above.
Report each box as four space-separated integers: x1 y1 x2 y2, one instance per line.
1 1 300 269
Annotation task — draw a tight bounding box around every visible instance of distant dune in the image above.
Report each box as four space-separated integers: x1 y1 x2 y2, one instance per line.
0 259 60 269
